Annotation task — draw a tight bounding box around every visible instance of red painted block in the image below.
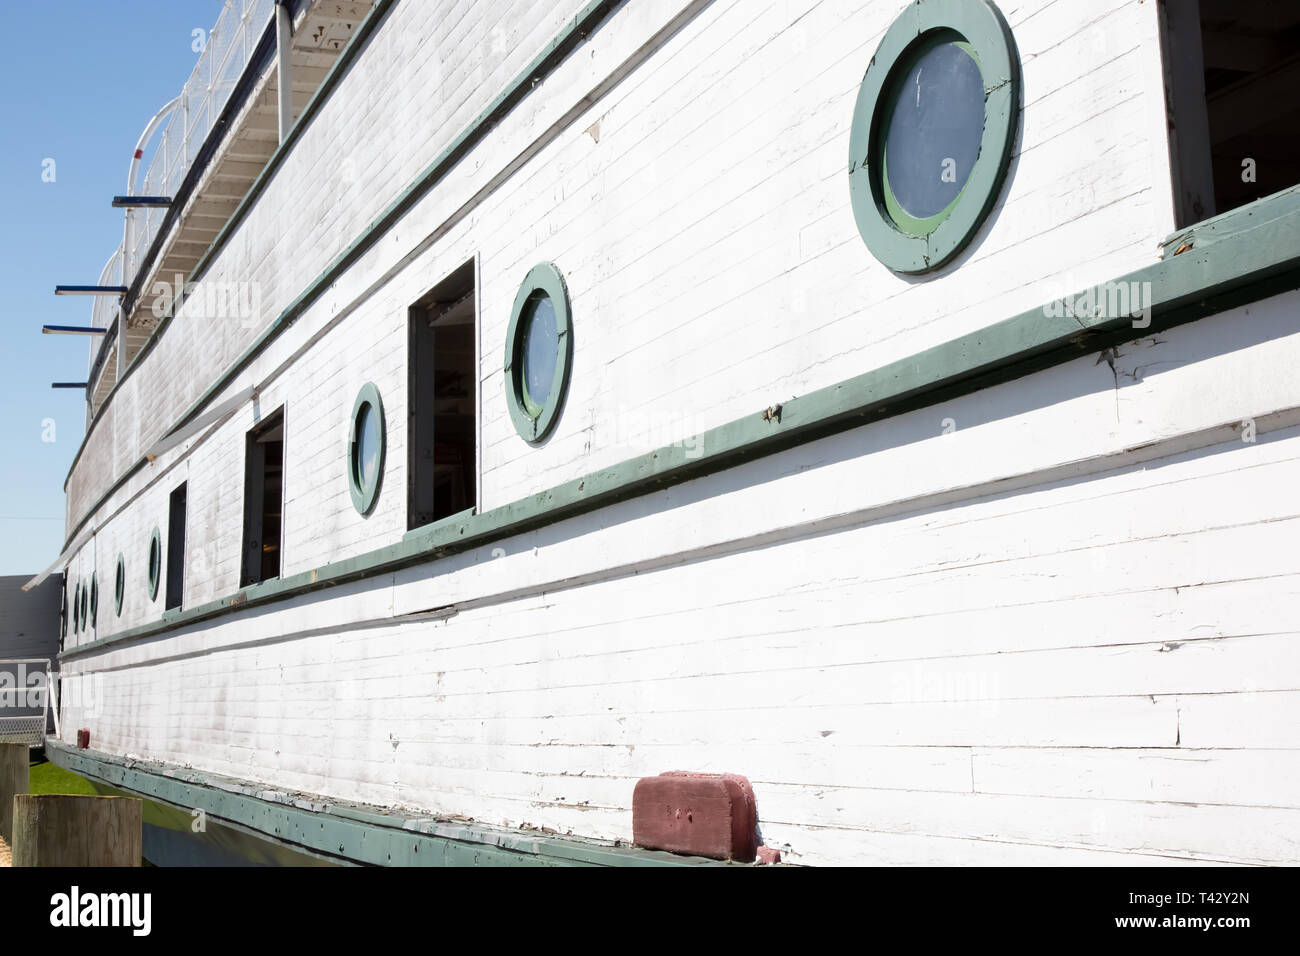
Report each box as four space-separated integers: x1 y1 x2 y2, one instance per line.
76 728 90 750
632 771 758 862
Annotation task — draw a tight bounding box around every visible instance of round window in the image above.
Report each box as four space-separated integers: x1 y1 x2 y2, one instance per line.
89 574 98 628
115 553 126 616
72 581 81 633
80 580 88 631
348 382 386 516
147 527 162 601
505 263 573 443
848 0 1020 274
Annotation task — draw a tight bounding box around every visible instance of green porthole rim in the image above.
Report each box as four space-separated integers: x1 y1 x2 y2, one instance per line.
504 262 574 444
348 382 386 516
147 526 162 602
848 0 1021 275
89 574 98 628
115 553 126 616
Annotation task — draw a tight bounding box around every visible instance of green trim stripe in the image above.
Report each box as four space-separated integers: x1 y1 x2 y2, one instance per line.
48 741 720 867
61 183 1300 661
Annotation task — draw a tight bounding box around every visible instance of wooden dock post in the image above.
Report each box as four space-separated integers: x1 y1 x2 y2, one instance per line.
0 743 28 846
11 795 142 866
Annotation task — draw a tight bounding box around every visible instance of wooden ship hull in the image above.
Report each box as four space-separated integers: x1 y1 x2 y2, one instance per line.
38 0 1300 865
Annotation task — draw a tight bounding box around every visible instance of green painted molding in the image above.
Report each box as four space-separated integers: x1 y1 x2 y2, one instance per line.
61 184 1300 661
348 382 386 516
60 0 622 529
401 505 475 543
48 741 722 867
504 262 574 443
849 0 1020 274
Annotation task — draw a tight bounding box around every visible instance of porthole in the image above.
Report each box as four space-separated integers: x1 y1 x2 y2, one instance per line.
89 574 98 628
848 0 1020 274
147 527 162 602
505 263 573 443
115 553 126 616
79 580 88 631
72 580 81 633
348 382 386 516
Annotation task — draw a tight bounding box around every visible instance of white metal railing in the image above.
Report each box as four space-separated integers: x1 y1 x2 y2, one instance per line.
91 248 123 344
0 659 56 748
90 0 275 388
126 0 276 280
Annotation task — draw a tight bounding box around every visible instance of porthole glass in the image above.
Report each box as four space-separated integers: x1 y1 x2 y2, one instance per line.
147 527 162 602
89 574 98 628
348 383 386 516
79 581 88 630
522 294 559 412
356 405 378 487
882 38 984 227
73 581 81 632
848 0 1020 274
505 263 573 443
115 554 125 617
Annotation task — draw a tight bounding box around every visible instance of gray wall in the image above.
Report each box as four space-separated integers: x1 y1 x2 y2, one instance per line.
0 575 62 734
0 575 62 660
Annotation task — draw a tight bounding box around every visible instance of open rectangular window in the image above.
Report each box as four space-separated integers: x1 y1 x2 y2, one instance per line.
408 259 478 531
165 481 187 610
1161 0 1300 228
241 408 285 587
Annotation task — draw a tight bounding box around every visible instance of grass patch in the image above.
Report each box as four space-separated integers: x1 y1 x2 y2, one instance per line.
27 758 186 832
28 758 98 796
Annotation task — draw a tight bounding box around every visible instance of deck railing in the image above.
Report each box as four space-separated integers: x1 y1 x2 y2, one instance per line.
89 0 277 394
126 0 276 280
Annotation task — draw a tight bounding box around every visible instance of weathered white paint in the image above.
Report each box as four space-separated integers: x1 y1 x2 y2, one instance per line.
57 0 1300 865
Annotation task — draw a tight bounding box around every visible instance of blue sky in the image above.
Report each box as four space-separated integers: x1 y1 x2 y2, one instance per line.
0 1 224 575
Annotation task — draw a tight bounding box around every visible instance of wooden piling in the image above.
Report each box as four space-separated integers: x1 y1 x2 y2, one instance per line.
11 795 142 866
0 743 27 846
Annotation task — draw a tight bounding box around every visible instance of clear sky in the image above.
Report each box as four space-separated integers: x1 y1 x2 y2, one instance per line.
0 1 225 575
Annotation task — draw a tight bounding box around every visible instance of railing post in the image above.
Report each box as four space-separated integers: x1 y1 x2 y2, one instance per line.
12 795 143 866
116 244 128 379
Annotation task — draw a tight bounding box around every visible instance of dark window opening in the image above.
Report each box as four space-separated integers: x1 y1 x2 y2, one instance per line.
1162 0 1300 227
241 408 284 587
409 260 477 530
166 482 187 610
59 573 68 649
